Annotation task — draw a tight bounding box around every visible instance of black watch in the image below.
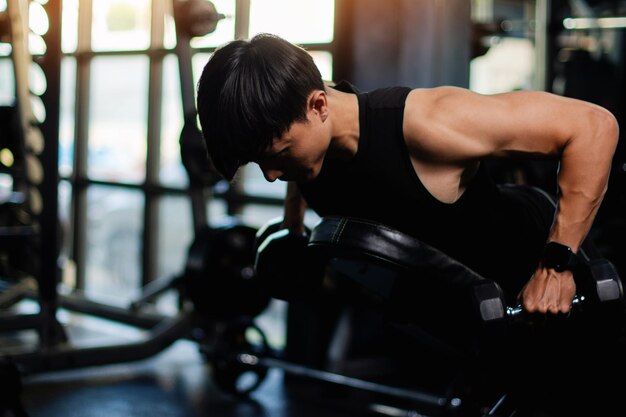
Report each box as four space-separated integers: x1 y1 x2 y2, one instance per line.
541 241 578 272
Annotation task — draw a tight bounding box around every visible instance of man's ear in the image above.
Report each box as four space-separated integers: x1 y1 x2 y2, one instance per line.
308 90 328 122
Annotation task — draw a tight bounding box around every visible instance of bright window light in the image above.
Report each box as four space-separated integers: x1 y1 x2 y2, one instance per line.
249 0 334 44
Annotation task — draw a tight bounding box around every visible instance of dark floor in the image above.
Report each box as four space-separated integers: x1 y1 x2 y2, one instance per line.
17 342 456 417
4 299 626 417
1 301 458 417
15 341 451 417
20 342 330 417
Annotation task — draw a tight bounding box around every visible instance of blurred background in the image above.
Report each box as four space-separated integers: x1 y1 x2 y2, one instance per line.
0 2 625 416
0 0 625 358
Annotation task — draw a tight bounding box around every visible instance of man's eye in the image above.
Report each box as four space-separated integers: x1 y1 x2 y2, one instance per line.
270 149 287 159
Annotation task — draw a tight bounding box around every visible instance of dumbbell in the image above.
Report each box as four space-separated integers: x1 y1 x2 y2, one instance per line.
182 222 271 320
173 0 226 38
473 258 624 324
254 217 324 301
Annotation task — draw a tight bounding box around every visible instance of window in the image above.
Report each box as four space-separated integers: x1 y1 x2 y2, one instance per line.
59 0 336 348
469 0 542 93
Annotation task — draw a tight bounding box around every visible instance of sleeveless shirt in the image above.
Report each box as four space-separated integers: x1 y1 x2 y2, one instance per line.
298 83 554 300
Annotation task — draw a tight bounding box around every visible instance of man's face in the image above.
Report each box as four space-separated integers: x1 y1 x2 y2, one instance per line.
256 112 330 183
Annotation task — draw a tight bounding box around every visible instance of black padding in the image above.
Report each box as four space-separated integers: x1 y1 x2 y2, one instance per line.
309 216 488 289
309 216 500 356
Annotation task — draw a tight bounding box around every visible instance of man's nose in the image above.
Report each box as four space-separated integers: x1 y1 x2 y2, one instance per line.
262 167 282 182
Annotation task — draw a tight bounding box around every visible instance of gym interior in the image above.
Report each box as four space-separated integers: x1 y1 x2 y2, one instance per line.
1 0 626 416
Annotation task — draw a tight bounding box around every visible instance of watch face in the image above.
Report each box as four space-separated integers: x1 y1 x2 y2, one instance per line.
542 242 577 272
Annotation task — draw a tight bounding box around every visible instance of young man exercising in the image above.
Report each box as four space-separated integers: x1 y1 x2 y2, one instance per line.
196 33 619 315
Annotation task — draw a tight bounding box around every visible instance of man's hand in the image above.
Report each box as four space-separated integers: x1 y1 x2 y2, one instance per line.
519 267 577 314
282 182 307 234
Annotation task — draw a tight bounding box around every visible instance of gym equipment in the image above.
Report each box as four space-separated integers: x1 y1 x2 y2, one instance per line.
206 318 464 415
207 318 270 395
254 217 323 301
182 220 270 319
212 214 626 416
133 0 269 320
174 0 223 200
473 257 623 322
0 2 267 416
0 0 45 282
6 0 44 217
309 216 624 349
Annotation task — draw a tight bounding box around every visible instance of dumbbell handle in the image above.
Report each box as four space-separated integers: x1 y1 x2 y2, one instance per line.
506 295 584 317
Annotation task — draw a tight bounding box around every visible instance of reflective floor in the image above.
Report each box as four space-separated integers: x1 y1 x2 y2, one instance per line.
4 298 626 417
18 341 437 417
20 342 332 417
6 300 441 417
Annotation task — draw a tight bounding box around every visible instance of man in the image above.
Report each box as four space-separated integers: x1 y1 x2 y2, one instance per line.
196 33 619 315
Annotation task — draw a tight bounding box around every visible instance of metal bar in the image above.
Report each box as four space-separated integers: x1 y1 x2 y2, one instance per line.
173 3 195 118
331 0 353 82
71 177 186 194
225 0 252 215
69 176 286 206
9 313 194 375
234 0 250 40
52 292 170 330
0 278 34 308
563 16 626 30
39 0 62 300
533 0 549 91
0 225 39 237
71 0 93 290
252 355 459 409
0 313 40 332
129 276 180 310
142 0 167 287
58 43 333 58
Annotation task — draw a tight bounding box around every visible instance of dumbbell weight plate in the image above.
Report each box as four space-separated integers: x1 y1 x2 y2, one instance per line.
183 222 271 320
209 319 270 396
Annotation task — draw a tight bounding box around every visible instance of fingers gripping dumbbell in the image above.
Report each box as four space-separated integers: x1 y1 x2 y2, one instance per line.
473 258 624 324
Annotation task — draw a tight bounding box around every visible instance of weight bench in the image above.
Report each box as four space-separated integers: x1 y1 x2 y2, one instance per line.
307 215 626 416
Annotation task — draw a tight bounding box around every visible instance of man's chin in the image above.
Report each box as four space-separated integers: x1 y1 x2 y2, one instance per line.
295 172 318 184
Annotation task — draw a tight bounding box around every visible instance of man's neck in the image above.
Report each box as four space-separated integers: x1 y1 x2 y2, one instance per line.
326 88 360 159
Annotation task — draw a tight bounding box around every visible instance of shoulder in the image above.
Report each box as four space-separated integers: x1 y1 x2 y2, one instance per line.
405 86 471 114
402 86 487 161
403 87 464 139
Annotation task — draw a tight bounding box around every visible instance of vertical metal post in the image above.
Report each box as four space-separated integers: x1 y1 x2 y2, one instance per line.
37 0 66 346
173 0 209 230
142 0 166 286
533 0 550 91
234 0 250 40
332 0 355 82
226 0 251 215
71 0 93 290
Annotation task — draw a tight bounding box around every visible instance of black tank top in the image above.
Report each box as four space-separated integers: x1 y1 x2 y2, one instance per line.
299 83 553 300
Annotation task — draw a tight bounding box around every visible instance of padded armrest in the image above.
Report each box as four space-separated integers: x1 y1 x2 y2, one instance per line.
308 216 488 290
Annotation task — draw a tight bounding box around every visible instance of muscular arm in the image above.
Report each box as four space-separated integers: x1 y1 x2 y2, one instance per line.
404 87 619 312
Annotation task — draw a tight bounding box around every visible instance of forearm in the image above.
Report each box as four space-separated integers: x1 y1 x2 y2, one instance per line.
549 110 619 252
282 182 307 232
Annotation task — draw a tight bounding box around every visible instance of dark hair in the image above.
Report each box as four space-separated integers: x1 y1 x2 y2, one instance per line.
196 33 325 181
